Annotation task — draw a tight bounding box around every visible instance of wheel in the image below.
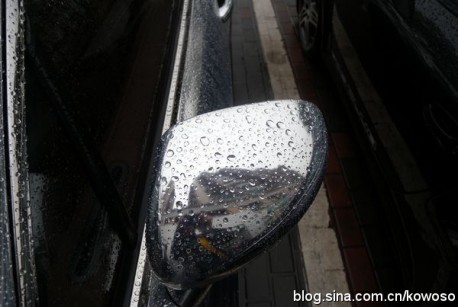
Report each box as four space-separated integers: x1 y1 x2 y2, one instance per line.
296 0 321 55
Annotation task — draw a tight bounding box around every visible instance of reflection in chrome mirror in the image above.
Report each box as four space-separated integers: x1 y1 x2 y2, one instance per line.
146 100 327 290
215 0 233 21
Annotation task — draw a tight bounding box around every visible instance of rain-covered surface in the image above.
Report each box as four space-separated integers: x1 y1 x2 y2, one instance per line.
147 100 327 289
18 0 179 305
145 279 178 307
413 0 458 99
0 3 18 304
3 0 38 305
138 0 236 304
177 0 233 121
0 96 17 307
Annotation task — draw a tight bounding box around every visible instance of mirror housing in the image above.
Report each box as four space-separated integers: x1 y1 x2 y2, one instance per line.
146 100 327 290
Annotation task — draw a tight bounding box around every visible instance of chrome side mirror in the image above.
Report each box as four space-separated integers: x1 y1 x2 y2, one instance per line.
146 100 327 290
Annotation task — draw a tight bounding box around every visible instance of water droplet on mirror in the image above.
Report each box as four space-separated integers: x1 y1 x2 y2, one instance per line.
166 150 174 157
266 120 275 128
200 136 210 146
245 115 252 124
227 155 236 162
214 152 222 158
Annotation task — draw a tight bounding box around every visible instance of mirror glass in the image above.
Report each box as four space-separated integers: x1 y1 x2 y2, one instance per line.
146 100 327 289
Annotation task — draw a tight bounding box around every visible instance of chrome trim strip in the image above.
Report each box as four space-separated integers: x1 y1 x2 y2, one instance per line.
0 1 18 303
129 0 191 305
5 0 38 305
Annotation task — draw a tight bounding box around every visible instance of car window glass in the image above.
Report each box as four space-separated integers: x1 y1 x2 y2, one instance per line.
23 0 176 304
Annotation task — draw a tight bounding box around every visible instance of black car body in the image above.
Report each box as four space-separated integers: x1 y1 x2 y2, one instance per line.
1 0 234 305
297 0 458 294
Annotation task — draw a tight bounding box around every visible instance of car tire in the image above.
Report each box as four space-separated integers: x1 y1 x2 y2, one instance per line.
296 0 322 56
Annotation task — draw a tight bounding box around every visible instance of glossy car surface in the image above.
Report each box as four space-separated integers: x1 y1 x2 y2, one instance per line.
2 0 330 305
297 0 458 293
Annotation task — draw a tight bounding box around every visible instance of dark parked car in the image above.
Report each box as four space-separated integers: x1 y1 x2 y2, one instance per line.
297 0 457 294
1 0 327 306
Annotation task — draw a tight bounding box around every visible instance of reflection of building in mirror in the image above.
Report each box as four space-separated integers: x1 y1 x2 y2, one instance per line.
158 166 305 260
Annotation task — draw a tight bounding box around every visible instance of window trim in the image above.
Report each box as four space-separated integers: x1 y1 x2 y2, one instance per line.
3 0 39 305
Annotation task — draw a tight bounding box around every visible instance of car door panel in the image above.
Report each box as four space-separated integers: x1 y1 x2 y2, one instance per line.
177 0 233 121
332 0 458 293
13 0 183 305
335 0 458 181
